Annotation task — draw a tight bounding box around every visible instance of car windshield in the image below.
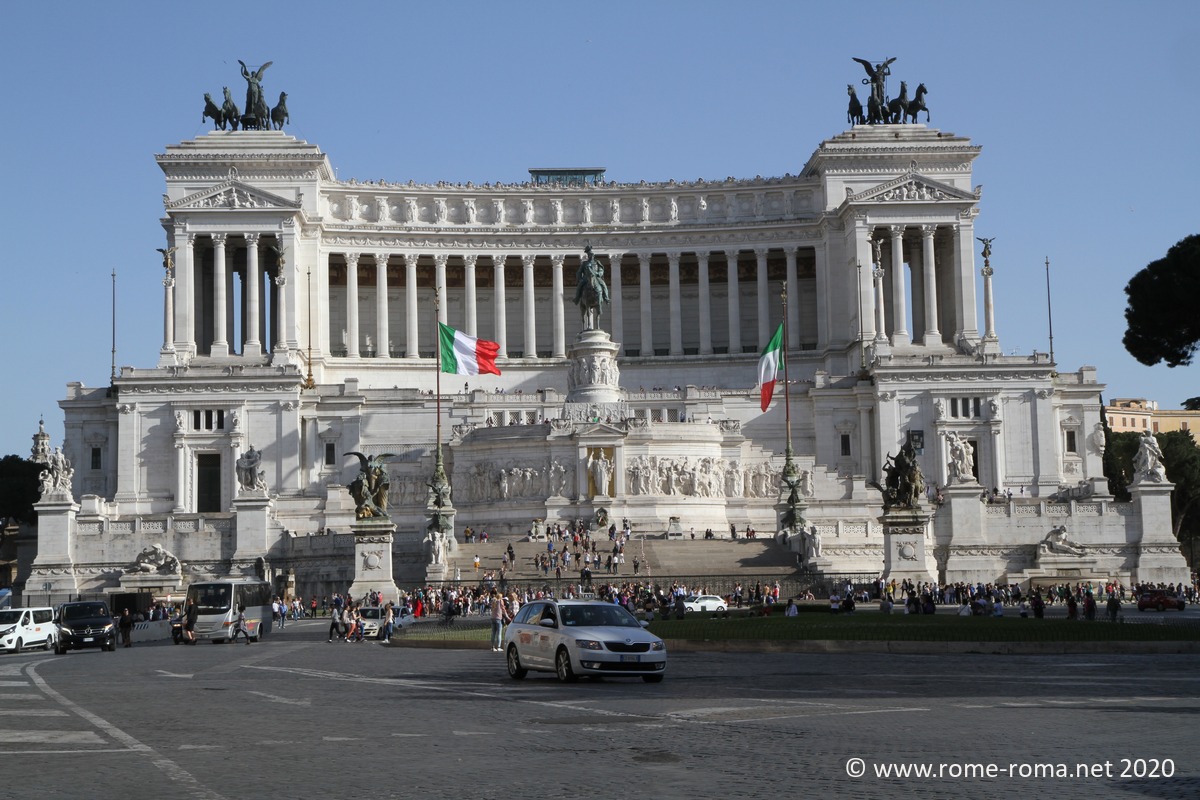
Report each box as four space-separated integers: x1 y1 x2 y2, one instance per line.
360 608 381 620
0 610 21 625
560 604 640 628
190 585 232 615
63 603 110 620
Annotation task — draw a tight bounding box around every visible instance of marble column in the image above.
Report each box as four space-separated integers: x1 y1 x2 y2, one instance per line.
889 225 910 346
873 265 888 343
273 273 287 355
609 253 624 352
405 253 419 358
982 263 997 341
433 254 449 326
244 234 262 356
174 225 195 356
375 252 390 357
160 269 175 363
550 254 565 358
954 220 980 341
755 247 770 350
522 254 537 357
921 225 940 345
493 256 508 357
211 234 229 357
638 252 653 356
345 252 360 357
667 252 682 356
726 249 742 354
697 251 713 355
785 248 799 350
463 254 478 337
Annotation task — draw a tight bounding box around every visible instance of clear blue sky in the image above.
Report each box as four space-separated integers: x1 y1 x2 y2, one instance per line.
2 1 1197 456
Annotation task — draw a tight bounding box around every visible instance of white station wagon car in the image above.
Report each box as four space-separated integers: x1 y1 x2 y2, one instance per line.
503 599 666 683
684 594 728 613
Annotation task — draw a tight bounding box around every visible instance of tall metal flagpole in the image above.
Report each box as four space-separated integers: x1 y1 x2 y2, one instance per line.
779 288 804 554
1044 257 1056 365
434 288 443 478
110 270 117 385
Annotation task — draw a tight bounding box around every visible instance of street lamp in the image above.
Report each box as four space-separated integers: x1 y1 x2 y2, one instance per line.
43 582 52 606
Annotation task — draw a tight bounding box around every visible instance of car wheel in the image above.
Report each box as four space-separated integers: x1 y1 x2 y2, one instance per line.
1158 603 1166 612
506 645 527 680
43 637 52 652
684 607 692 613
106 640 116 652
642 674 665 683
12 638 22 655
555 647 578 683
716 605 727 612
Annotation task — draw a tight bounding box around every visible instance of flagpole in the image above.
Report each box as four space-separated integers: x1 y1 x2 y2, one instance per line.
782 289 793 464
434 287 443 475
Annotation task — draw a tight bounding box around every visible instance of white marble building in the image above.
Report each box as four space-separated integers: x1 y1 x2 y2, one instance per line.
29 123 1188 599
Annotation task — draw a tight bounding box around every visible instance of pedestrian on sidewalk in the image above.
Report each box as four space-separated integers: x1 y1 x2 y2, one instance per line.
119 608 134 647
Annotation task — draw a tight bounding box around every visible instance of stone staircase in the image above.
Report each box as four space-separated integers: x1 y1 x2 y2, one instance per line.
449 535 798 581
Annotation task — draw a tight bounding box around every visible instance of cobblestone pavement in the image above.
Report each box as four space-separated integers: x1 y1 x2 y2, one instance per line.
2 620 1197 800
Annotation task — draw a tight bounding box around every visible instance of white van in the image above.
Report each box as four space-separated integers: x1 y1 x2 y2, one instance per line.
0 607 56 653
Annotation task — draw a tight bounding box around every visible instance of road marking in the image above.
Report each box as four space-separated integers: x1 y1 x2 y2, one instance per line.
247 691 310 707
0 681 31 687
0 709 68 717
0 694 44 700
0 730 105 744
156 670 194 679
322 736 362 741
452 731 490 736
26 661 228 799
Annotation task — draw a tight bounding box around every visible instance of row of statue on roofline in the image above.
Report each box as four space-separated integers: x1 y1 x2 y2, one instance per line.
201 61 289 131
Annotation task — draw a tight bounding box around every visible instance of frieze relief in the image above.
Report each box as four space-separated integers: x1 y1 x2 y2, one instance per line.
625 456 780 499
455 459 574 503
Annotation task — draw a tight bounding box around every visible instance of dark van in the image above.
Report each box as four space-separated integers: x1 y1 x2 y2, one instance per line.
55 601 117 653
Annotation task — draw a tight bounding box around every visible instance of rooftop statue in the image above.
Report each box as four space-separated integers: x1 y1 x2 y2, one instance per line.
573 244 610 331
238 60 272 130
852 56 895 125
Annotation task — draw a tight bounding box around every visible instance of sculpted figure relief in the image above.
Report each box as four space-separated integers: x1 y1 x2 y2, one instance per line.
1133 430 1167 483
236 446 268 493
128 543 182 575
238 60 272 129
346 451 394 519
945 432 976 484
587 450 614 498
39 445 74 496
1039 525 1088 557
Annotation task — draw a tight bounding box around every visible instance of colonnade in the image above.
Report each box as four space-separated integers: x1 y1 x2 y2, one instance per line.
166 228 293 360
324 247 816 360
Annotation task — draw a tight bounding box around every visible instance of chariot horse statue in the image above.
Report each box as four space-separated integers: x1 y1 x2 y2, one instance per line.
573 245 610 331
846 85 865 126
904 83 930 124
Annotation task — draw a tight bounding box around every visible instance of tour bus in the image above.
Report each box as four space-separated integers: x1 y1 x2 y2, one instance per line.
184 580 273 643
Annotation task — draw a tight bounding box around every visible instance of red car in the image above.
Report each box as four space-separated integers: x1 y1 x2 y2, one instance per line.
1137 590 1186 612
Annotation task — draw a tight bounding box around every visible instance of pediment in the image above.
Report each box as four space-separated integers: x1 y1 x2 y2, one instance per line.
167 180 301 211
849 171 979 204
576 422 627 439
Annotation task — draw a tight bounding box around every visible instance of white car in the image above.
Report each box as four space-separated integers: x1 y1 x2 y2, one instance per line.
503 599 666 683
684 595 727 613
0 607 56 653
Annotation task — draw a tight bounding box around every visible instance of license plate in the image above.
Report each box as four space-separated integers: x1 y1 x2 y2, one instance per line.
83 637 93 642
620 655 639 663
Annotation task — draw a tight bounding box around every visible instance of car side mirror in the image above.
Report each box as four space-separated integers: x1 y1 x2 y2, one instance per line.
539 618 557 628
640 620 650 628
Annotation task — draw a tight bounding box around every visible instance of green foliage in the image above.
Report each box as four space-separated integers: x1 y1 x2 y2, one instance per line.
1103 430 1141 502
1123 234 1200 367
1184 397 1200 412
1159 430 1200 541
0 454 42 531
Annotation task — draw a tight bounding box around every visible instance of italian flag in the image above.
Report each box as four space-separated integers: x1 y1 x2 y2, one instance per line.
758 323 784 412
439 322 501 376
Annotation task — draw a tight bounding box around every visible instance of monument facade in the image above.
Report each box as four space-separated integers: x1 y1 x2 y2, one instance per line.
23 62 1188 602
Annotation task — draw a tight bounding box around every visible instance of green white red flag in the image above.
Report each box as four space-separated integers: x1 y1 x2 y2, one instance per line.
758 323 784 412
438 322 501 376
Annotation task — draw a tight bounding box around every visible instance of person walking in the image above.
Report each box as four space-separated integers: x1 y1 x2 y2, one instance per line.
382 602 395 643
119 608 134 648
328 605 344 643
229 604 253 645
184 598 199 644
489 590 507 652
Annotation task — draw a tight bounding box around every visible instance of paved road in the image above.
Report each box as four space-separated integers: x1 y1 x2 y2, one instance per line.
3 620 1198 800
